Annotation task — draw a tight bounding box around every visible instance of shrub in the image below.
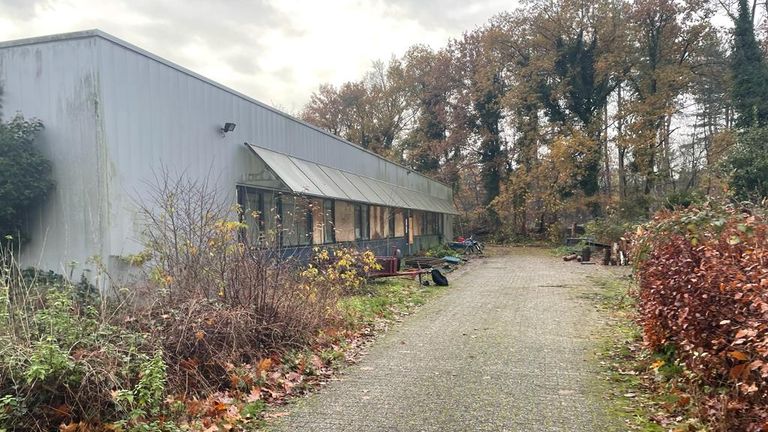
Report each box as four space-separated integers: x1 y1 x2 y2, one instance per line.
585 214 641 245
0 244 159 430
0 170 392 430
632 203 768 430
301 246 379 296
663 190 705 210
723 127 768 202
0 115 54 245
130 171 347 394
113 351 167 423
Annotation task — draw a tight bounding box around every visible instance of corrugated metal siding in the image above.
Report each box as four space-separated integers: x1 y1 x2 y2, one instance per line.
88 34 452 196
0 31 456 273
0 37 108 277
93 34 457 256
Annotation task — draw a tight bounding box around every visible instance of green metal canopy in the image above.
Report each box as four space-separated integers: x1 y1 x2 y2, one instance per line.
245 144 458 215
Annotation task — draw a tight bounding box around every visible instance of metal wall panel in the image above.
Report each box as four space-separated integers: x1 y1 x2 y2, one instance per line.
0 36 109 281
0 31 458 276
86 32 452 196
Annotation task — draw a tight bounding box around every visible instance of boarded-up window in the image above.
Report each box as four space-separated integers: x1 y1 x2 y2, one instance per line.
411 210 424 236
407 212 413 244
370 206 386 239
334 201 355 242
370 206 398 239
312 199 335 244
394 209 405 237
310 199 323 244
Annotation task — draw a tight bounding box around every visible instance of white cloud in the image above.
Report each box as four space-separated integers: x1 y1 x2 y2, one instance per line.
0 0 510 109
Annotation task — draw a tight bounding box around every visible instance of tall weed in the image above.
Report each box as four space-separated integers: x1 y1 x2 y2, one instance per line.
0 243 159 430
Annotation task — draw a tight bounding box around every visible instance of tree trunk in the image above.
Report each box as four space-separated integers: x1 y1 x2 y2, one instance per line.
618 147 627 199
617 84 627 199
663 113 675 192
602 102 611 197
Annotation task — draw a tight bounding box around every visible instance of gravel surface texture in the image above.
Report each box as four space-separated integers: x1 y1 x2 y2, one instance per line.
272 248 619 431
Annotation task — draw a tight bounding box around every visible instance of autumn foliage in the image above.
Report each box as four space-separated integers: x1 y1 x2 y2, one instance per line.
0 173 387 431
633 204 768 431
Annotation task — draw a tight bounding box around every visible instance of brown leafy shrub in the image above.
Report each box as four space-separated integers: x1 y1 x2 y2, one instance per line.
632 204 768 431
128 171 361 395
1 170 385 430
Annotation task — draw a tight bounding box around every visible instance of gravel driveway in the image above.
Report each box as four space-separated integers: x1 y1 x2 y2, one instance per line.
272 248 619 431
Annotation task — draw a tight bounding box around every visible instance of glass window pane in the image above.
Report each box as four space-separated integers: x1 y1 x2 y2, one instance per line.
278 195 311 247
243 190 261 245
295 196 312 246
362 205 369 240
388 207 395 238
354 204 361 240
261 191 279 246
324 200 335 243
281 195 298 246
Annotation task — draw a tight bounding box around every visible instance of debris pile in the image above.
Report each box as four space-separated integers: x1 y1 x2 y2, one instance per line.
562 237 631 266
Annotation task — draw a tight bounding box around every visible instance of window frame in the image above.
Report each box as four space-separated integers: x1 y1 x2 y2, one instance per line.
353 203 370 241
388 207 396 238
323 199 336 244
278 193 313 247
237 185 320 247
236 185 266 245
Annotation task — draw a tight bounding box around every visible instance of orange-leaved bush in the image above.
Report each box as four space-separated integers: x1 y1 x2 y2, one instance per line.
632 204 768 431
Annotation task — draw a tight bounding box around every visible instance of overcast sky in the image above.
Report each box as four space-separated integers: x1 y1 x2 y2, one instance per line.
0 0 513 112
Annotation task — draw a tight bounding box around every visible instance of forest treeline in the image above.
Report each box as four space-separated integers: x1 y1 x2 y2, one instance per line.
300 0 768 241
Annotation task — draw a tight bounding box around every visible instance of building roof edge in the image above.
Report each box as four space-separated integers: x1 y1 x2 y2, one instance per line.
0 29 452 191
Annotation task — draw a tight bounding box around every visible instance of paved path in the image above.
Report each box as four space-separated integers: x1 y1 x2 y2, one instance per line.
273 248 619 431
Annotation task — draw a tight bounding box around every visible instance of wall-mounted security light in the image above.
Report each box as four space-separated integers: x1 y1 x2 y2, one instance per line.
221 122 237 134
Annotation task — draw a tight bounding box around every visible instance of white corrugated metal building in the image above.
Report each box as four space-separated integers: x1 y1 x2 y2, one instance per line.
0 30 456 280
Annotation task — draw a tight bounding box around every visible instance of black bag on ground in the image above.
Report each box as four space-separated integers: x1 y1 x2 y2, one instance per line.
431 269 449 286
